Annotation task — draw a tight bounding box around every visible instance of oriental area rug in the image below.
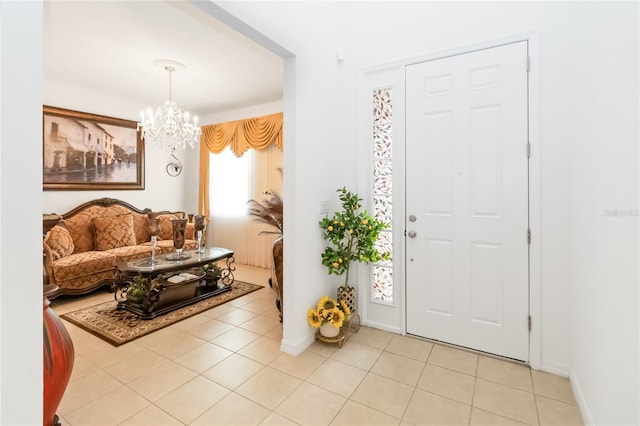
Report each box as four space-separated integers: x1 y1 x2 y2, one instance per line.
61 281 263 347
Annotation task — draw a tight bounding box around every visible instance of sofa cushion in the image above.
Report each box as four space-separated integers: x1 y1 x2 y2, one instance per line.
155 213 181 240
44 225 75 260
93 214 136 250
105 245 153 262
65 212 97 253
131 212 150 245
52 251 116 282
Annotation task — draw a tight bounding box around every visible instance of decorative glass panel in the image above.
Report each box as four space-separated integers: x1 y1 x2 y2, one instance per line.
373 265 393 302
373 160 392 195
374 195 392 224
371 87 393 304
373 124 392 159
373 89 393 124
374 231 393 267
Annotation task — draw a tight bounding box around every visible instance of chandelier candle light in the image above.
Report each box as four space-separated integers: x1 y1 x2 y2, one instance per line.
138 60 201 153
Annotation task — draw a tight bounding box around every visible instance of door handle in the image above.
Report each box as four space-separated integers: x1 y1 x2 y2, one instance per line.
408 230 417 238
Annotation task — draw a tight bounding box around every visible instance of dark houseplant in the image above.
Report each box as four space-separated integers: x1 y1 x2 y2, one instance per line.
203 263 223 287
125 275 147 306
319 187 390 312
248 187 284 321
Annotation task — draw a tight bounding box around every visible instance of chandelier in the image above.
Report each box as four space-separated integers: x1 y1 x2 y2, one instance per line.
137 60 201 153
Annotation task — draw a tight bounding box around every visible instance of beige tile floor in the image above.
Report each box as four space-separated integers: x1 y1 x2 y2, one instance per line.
52 264 583 426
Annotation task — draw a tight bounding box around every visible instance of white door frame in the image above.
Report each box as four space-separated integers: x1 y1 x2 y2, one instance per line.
358 32 541 368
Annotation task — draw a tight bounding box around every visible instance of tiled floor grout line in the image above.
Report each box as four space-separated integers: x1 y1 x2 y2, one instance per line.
469 364 479 425
400 355 428 425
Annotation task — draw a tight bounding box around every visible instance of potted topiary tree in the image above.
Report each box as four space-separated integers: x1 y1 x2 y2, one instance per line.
319 187 390 313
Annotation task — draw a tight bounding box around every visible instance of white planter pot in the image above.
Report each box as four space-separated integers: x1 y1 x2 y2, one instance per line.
319 323 340 338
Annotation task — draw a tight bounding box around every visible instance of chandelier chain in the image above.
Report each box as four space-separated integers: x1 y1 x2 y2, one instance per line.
167 66 173 101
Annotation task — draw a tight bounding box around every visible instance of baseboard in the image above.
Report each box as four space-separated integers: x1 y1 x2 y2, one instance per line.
360 319 401 335
280 333 315 356
568 367 594 426
539 360 570 377
538 361 593 426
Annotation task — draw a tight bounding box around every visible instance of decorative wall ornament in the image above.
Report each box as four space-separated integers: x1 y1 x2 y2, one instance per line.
166 153 183 177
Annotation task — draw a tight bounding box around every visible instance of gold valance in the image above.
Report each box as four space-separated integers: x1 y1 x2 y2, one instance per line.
198 112 283 217
200 112 283 157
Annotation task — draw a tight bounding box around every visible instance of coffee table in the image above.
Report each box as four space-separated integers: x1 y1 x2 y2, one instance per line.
112 247 235 319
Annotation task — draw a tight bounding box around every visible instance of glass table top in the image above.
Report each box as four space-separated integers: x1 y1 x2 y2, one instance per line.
117 247 233 274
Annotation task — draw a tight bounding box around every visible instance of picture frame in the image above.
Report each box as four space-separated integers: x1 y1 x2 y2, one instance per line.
43 105 145 190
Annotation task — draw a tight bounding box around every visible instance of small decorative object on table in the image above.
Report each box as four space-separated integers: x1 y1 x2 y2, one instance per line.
148 218 160 264
167 218 189 260
307 295 351 347
203 263 223 287
125 274 148 307
194 214 205 254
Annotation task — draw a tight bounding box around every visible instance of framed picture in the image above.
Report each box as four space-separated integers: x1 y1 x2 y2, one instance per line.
43 106 145 190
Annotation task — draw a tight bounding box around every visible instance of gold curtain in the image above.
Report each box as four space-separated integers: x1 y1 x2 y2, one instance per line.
198 112 283 217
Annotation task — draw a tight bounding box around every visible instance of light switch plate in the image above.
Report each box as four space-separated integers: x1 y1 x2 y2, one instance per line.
320 200 329 215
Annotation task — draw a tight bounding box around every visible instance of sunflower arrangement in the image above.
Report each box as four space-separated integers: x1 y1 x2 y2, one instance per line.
307 295 351 329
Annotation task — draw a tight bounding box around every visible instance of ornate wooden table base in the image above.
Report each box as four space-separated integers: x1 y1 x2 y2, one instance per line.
113 247 235 319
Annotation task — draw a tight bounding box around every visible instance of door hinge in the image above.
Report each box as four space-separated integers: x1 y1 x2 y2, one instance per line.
526 56 531 72
528 315 532 331
527 228 531 245
527 141 531 158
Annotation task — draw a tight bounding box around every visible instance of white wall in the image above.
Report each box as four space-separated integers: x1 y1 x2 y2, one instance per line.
199 100 283 125
214 1 638 424
565 4 639 424
213 1 357 354
0 3 43 425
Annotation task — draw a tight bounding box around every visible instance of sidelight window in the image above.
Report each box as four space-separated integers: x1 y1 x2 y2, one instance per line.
371 88 394 303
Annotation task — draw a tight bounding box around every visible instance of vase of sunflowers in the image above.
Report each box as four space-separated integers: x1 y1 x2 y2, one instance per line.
307 295 351 337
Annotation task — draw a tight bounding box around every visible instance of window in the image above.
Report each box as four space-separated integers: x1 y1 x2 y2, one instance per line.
207 144 281 268
371 88 394 303
209 147 254 217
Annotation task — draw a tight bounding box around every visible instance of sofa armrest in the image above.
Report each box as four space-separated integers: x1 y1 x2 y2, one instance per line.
43 243 55 286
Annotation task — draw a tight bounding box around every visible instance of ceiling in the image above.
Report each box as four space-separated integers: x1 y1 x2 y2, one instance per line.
44 1 284 119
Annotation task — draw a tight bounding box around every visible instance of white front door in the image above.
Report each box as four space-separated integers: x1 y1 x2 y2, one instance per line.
405 41 529 361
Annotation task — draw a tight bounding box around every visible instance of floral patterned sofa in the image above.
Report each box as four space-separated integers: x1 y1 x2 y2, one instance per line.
43 198 203 298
